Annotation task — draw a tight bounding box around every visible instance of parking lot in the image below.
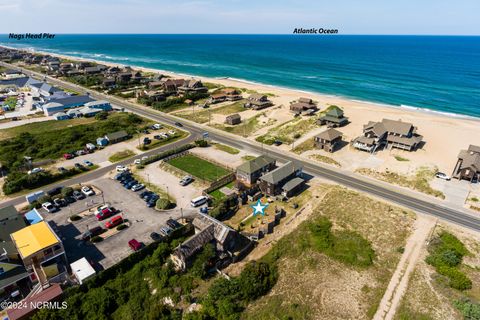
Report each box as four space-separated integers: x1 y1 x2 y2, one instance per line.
41 176 189 270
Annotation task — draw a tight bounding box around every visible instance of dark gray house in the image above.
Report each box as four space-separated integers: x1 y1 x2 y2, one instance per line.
314 128 343 153
236 155 276 187
452 145 480 182
259 161 303 196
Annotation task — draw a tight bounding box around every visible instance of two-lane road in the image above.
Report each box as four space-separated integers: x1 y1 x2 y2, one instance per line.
2 61 480 232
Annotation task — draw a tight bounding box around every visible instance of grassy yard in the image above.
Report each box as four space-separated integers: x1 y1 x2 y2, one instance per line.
256 117 317 145
175 100 246 124
244 186 415 319
356 167 445 199
0 113 150 171
0 117 98 140
108 149 136 162
167 154 231 182
208 181 235 201
3 96 18 110
309 154 341 167
292 138 316 154
211 114 276 137
212 143 240 154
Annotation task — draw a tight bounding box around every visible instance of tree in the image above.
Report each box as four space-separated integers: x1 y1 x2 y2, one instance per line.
156 198 172 210
61 187 74 197
95 111 109 120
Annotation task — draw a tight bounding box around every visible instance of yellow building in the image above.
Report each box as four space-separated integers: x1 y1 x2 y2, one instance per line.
10 221 67 287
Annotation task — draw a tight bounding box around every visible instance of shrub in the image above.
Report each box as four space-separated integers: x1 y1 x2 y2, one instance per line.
91 236 103 243
117 224 128 231
194 139 208 147
293 133 301 139
454 298 480 319
37 195 52 204
141 143 194 165
69 214 81 221
95 111 109 120
61 187 74 197
156 198 172 210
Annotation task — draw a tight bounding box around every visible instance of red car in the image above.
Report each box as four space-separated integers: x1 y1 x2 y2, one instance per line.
95 208 115 221
105 216 123 229
128 239 142 251
63 153 74 160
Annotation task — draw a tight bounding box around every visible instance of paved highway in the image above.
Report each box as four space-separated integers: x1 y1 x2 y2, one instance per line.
2 61 480 232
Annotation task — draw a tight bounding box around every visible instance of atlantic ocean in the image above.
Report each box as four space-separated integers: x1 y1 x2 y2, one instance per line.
1 34 479 118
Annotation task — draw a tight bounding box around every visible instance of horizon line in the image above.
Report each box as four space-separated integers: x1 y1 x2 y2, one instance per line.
1 33 480 37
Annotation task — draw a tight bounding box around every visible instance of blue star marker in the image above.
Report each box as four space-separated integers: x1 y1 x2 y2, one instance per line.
251 199 269 217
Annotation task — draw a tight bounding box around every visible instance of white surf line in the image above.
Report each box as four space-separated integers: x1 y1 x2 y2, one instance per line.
374 215 437 320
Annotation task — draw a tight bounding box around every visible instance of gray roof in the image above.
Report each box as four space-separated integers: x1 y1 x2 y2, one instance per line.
316 128 342 141
260 161 302 184
0 77 41 88
174 224 215 261
0 262 29 290
0 206 26 256
282 177 305 192
237 155 276 174
193 212 236 245
47 95 94 106
105 130 129 141
458 146 480 172
365 119 415 137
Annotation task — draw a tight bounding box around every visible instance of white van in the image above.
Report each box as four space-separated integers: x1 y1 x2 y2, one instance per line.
190 196 208 207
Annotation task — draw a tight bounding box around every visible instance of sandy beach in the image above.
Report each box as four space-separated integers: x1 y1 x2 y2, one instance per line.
14 47 480 175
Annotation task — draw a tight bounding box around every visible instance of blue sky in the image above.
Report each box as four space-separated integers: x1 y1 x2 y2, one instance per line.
0 0 478 35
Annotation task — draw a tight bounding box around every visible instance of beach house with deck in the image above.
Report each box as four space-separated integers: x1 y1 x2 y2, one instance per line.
352 119 423 153
452 145 480 183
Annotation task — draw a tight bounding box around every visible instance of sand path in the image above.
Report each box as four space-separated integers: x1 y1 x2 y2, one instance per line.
374 215 436 320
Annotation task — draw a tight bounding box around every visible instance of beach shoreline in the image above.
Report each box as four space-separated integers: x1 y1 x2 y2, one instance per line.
2 44 479 123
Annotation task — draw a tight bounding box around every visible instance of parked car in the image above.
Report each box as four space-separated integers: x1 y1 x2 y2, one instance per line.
47 186 63 197
64 195 76 204
75 150 87 156
435 172 451 181
125 180 138 189
81 226 103 241
174 122 183 127
166 219 182 230
133 159 141 165
58 167 67 173
63 153 74 160
53 198 67 207
153 135 162 140
73 190 85 200
168 130 176 135
128 239 143 251
143 137 151 145
141 156 149 161
83 160 93 167
81 186 95 196
27 167 43 175
191 196 208 207
139 190 151 198
160 226 173 237
42 202 58 213
105 216 124 229
74 163 85 170
142 129 150 134
116 165 129 172
131 184 145 192
96 207 115 220
146 200 156 208
200 207 209 214
179 175 193 186
150 232 162 242
153 123 162 130
273 139 283 146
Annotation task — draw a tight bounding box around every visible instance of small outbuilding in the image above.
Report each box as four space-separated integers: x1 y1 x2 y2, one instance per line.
53 112 69 120
225 113 241 125
70 257 96 285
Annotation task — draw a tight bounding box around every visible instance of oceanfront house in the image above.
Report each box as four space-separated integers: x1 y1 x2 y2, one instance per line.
258 161 304 197
10 221 68 291
137 90 166 102
115 72 133 84
160 79 185 94
452 145 480 183
41 95 95 116
105 130 129 144
225 113 241 125
178 79 208 94
223 88 242 101
314 128 343 153
75 62 93 70
352 118 423 153
1 69 23 79
236 155 276 187
208 93 227 104
289 97 318 114
170 213 251 271
147 81 164 90
317 106 349 127
244 94 273 110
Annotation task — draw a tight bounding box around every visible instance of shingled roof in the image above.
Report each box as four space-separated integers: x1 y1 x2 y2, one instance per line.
237 155 276 174
260 161 302 185
316 128 342 141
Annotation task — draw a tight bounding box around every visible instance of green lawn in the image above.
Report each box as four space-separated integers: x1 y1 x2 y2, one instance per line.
4 96 18 110
208 181 234 201
213 143 240 154
168 154 230 181
0 117 98 140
